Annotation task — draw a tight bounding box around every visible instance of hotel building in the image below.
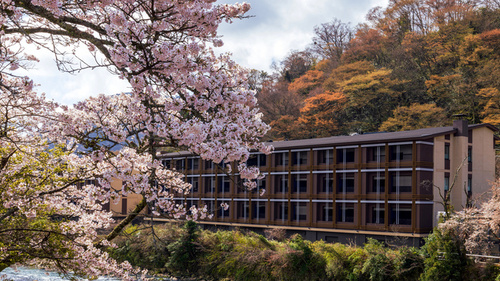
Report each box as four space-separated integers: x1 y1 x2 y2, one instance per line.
119 120 498 246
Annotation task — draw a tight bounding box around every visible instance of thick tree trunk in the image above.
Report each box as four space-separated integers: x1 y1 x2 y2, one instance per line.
95 197 147 249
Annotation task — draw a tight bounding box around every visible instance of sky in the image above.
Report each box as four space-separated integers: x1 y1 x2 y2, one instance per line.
19 0 389 105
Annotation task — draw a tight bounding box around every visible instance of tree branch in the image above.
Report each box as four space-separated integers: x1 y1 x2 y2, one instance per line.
95 196 147 248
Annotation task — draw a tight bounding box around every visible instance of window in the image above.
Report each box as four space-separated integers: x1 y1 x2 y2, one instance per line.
275 175 288 193
467 176 472 207
204 201 215 214
337 148 355 163
175 159 185 171
237 202 249 219
389 145 412 161
204 177 215 193
444 176 450 192
368 146 386 162
317 174 333 193
275 152 289 166
317 203 333 222
337 204 354 223
292 174 308 193
444 144 450 160
275 202 288 220
317 149 333 164
369 174 385 193
217 176 231 193
161 159 171 169
390 173 412 193
292 203 307 221
368 204 384 224
121 198 128 214
259 154 267 167
187 177 199 193
187 158 199 170
84 179 96 186
247 155 258 166
186 200 198 216
252 203 266 220
234 176 246 193
390 205 411 225
255 178 266 192
292 151 308 165
337 173 355 193
204 160 214 170
217 202 230 218
247 153 267 167
468 147 472 163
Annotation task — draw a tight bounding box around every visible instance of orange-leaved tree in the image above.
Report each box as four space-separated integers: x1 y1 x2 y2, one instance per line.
379 103 448 132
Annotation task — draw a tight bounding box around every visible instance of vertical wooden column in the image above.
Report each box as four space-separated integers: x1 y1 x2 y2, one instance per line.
287 150 292 225
412 141 417 233
357 145 362 229
309 148 314 227
384 143 389 230
332 147 337 229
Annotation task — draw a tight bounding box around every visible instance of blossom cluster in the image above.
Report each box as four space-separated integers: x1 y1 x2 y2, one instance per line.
0 0 270 278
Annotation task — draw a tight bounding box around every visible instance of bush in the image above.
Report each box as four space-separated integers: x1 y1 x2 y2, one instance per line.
420 228 472 281
110 224 181 273
109 224 496 280
392 246 424 280
166 220 202 275
312 241 358 280
362 239 393 281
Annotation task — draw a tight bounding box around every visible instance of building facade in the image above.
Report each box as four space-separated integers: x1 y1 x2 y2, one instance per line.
125 120 498 246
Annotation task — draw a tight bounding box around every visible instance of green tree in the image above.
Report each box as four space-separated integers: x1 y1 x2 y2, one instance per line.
166 221 202 275
420 228 472 281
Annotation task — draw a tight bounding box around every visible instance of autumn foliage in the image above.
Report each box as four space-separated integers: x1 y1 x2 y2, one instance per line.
261 0 500 140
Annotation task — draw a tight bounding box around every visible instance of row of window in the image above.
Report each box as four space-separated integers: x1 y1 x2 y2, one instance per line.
444 143 472 164
183 172 413 194
162 144 414 171
182 201 412 226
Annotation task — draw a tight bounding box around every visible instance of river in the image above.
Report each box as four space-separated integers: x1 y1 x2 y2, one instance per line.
2 267 126 280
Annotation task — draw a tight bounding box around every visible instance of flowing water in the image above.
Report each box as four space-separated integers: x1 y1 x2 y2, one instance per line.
1 267 122 281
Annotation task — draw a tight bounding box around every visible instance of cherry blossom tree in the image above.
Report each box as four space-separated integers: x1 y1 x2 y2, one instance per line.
0 70 139 277
0 0 270 278
440 178 500 256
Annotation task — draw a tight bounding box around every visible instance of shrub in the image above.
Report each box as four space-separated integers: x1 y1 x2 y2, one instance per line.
110 223 181 273
420 228 471 281
361 239 393 281
392 246 424 280
166 220 202 275
312 241 357 280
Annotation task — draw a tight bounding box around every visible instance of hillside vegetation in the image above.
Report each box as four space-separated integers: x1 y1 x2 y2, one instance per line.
253 0 500 140
111 221 500 281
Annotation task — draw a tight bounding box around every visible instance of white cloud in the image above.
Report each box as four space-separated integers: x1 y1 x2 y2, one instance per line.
216 0 389 71
13 42 130 105
14 1 389 105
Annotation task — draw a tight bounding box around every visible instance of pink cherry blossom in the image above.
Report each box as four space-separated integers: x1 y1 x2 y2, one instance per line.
0 0 270 278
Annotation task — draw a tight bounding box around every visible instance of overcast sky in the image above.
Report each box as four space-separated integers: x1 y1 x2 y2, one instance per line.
21 0 388 105
216 0 389 72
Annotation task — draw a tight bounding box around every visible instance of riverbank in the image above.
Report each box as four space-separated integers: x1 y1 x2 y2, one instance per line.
109 221 500 281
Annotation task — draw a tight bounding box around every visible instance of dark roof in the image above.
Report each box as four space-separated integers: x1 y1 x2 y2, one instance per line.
158 150 193 157
160 123 498 157
468 123 499 132
268 126 457 150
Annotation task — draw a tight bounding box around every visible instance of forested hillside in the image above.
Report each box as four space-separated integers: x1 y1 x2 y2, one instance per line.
253 0 500 140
